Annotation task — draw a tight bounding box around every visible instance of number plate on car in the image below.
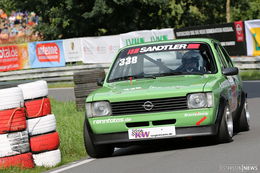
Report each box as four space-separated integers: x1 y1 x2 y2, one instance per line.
128 126 176 140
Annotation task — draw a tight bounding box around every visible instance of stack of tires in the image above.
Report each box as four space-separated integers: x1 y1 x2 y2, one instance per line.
0 87 34 169
73 69 105 110
18 80 61 167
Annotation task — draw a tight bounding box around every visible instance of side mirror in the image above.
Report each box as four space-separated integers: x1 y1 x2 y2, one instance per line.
222 67 239 76
97 78 104 86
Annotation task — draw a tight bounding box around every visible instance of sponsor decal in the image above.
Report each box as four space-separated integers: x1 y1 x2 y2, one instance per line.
36 43 60 62
131 129 150 139
128 126 176 139
196 116 207 125
127 44 201 55
93 118 132 124
184 112 209 117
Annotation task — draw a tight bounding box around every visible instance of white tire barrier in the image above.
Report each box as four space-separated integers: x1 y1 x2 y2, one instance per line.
0 87 24 110
18 80 48 100
33 149 61 167
0 131 30 158
27 114 56 136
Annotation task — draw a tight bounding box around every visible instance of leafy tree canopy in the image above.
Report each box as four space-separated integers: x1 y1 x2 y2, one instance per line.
0 0 259 40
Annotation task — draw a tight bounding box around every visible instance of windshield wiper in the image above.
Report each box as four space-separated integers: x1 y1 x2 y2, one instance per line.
159 71 204 77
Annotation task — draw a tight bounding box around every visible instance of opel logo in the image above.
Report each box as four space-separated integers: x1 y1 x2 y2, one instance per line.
143 101 154 111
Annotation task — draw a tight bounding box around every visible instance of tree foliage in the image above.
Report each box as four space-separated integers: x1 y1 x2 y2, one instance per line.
1 0 260 40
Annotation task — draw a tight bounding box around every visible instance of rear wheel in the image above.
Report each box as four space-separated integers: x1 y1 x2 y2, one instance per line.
83 120 114 158
238 101 250 131
215 104 233 143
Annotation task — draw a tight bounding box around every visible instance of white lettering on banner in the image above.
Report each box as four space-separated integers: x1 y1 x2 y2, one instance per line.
221 41 236 46
0 47 18 58
37 46 58 55
140 44 187 53
176 27 234 37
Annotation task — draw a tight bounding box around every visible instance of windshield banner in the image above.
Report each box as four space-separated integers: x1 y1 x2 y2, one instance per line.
29 40 65 68
80 35 120 63
0 44 29 72
245 19 260 56
120 28 175 48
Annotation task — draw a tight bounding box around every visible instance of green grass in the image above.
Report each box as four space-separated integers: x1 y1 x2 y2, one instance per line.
47 82 75 88
240 70 260 80
2 99 86 173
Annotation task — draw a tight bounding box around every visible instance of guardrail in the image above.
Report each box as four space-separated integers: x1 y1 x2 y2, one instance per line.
0 64 110 89
231 57 260 69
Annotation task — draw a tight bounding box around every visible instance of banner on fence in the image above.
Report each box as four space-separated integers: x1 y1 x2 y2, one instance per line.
174 22 247 56
29 40 65 68
245 19 260 56
0 44 29 72
120 28 175 47
81 35 120 63
63 38 83 62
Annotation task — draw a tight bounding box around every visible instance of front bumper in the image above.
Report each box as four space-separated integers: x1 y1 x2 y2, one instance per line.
86 121 218 145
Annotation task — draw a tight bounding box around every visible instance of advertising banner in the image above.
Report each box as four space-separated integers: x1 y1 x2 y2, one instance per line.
0 44 29 72
29 40 65 68
81 35 120 63
120 28 175 47
245 19 260 56
174 22 247 56
63 38 83 62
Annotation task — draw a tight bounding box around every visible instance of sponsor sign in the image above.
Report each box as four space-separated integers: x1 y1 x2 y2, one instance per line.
245 19 260 56
128 126 176 139
63 38 83 62
0 44 29 72
120 28 175 47
81 35 120 63
29 40 65 68
174 22 247 56
93 118 132 124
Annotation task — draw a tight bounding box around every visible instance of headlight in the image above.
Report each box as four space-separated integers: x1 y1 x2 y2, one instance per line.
86 101 112 118
187 93 213 109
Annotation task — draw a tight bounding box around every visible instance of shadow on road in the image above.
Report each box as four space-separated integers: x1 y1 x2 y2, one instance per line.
113 136 218 157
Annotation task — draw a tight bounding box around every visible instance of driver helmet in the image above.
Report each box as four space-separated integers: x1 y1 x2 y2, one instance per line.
181 51 200 67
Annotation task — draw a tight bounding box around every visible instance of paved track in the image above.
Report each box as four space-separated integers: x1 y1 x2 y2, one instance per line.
47 81 260 173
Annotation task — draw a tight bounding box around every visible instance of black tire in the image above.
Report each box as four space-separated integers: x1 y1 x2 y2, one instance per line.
238 101 250 132
83 120 114 158
215 104 233 143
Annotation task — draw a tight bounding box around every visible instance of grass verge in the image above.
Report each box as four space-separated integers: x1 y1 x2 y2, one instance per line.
47 82 74 88
2 99 86 173
240 70 260 80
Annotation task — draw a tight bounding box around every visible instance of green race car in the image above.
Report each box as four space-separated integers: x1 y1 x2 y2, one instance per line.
83 38 250 158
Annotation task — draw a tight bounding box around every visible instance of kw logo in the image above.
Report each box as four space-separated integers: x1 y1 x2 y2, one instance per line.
132 129 150 138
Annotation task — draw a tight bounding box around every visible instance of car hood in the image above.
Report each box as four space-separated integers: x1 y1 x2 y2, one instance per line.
89 75 215 102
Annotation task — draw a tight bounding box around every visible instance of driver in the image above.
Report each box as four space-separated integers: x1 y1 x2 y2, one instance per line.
177 51 201 72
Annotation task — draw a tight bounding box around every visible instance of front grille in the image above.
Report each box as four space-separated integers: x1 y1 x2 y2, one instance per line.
111 96 188 116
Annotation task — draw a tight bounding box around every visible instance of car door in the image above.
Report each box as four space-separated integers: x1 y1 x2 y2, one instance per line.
216 43 240 112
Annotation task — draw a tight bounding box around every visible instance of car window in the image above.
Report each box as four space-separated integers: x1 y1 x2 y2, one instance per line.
214 43 228 68
108 43 217 82
219 45 234 67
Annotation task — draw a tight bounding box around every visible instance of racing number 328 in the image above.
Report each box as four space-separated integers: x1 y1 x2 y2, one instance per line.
119 56 138 66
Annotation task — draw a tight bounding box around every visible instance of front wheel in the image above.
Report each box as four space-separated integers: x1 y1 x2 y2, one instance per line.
215 104 233 143
83 120 114 158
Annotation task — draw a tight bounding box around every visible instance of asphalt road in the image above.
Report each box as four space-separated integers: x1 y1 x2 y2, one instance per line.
47 81 260 173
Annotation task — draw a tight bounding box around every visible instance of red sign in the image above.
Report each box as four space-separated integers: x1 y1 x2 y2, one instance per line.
0 45 20 71
36 43 60 62
234 21 245 42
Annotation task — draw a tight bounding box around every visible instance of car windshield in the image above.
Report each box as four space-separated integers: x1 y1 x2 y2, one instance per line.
108 43 217 82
